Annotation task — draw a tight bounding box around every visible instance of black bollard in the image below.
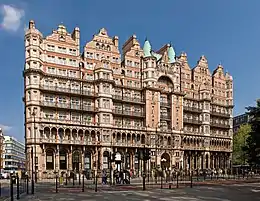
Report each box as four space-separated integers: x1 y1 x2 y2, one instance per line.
142 174 146 191
161 176 163 189
17 175 20 200
95 175 98 192
55 175 58 193
176 174 179 188
73 174 75 186
82 174 85 192
190 172 193 188
169 182 171 189
26 175 29 194
65 174 68 186
79 173 81 185
10 177 14 201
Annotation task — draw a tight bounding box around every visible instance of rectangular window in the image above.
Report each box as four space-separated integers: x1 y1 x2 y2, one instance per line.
47 45 55 51
102 114 110 123
103 99 110 109
59 113 67 120
71 98 79 105
47 67 55 74
69 48 76 55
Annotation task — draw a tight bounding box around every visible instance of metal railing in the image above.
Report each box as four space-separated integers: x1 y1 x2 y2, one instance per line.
183 106 202 113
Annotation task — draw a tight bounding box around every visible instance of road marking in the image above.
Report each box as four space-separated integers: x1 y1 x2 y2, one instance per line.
251 189 260 192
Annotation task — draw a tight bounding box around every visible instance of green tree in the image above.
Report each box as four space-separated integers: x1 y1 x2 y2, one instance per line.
244 99 260 165
233 124 251 165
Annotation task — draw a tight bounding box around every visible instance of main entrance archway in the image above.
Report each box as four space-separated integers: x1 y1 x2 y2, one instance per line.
161 152 170 170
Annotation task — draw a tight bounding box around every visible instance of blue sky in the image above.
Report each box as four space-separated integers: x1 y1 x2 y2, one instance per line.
0 0 259 141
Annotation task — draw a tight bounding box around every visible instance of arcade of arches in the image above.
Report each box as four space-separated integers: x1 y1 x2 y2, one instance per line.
28 127 232 179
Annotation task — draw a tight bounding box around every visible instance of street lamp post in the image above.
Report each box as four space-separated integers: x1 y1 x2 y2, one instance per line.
155 122 161 169
32 110 37 183
31 147 34 194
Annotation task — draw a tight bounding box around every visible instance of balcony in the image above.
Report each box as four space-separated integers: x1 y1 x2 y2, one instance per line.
113 124 146 130
211 111 230 118
40 101 56 107
82 105 95 112
40 101 95 112
183 118 202 125
183 106 202 113
40 117 97 126
39 85 95 97
210 122 230 129
112 95 145 104
112 141 146 148
70 104 81 110
82 90 94 97
112 109 145 117
184 130 201 135
57 103 69 109
210 146 232 152
183 145 206 151
160 102 171 108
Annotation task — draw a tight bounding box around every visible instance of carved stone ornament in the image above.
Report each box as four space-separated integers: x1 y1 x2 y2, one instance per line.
168 66 175 75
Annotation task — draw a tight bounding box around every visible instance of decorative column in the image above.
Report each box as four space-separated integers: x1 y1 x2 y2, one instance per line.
68 146 72 172
82 147 85 172
56 145 59 174
197 154 201 170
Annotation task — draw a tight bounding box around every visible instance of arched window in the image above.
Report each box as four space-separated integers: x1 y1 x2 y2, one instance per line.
59 150 67 170
103 151 109 169
72 150 81 172
46 150 54 170
84 151 91 170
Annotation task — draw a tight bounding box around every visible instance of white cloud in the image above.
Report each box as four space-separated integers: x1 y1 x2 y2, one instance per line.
0 124 12 133
0 4 25 32
23 24 28 33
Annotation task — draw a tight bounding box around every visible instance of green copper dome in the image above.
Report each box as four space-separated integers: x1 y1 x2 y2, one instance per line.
168 45 176 63
143 39 152 57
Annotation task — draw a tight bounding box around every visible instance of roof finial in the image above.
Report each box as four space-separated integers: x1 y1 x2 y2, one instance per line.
145 37 148 41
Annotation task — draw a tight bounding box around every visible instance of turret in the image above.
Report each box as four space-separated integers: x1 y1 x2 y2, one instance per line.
143 39 152 57
168 45 176 63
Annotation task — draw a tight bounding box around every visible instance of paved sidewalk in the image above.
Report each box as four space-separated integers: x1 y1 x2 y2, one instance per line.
8 182 260 201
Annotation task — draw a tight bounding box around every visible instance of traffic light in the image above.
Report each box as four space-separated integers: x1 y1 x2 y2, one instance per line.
144 148 151 161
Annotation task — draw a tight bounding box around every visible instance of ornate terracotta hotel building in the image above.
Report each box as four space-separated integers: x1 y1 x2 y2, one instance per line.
23 20 234 179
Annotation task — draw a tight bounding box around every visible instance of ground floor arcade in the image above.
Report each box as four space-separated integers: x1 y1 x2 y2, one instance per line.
26 144 232 179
